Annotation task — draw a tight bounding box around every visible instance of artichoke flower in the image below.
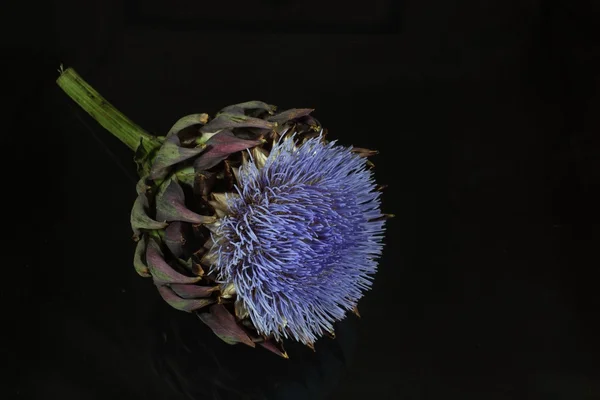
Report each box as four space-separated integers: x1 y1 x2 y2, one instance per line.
57 67 391 358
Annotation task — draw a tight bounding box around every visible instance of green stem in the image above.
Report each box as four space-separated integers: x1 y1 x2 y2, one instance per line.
56 66 156 151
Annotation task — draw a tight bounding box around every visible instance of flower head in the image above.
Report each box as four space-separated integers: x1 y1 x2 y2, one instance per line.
212 136 385 344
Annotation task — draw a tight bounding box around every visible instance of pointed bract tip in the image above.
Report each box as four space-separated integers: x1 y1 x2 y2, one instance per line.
369 213 395 222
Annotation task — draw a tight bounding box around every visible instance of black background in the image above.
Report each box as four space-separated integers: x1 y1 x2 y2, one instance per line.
3 1 600 399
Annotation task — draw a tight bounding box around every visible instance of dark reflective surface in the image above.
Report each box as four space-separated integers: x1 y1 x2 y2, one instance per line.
146 305 358 399
6 1 600 398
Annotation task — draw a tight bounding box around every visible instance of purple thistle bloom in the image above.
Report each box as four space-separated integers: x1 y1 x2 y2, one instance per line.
212 136 385 344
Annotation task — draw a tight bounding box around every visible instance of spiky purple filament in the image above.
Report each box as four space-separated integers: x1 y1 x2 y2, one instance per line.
213 137 385 344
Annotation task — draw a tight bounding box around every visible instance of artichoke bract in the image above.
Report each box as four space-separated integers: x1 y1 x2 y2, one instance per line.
57 67 390 358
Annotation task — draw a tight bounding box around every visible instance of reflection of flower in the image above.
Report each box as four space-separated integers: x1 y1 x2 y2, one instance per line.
213 137 386 345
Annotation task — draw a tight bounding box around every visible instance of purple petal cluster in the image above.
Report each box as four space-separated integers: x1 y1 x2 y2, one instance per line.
213 137 385 344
